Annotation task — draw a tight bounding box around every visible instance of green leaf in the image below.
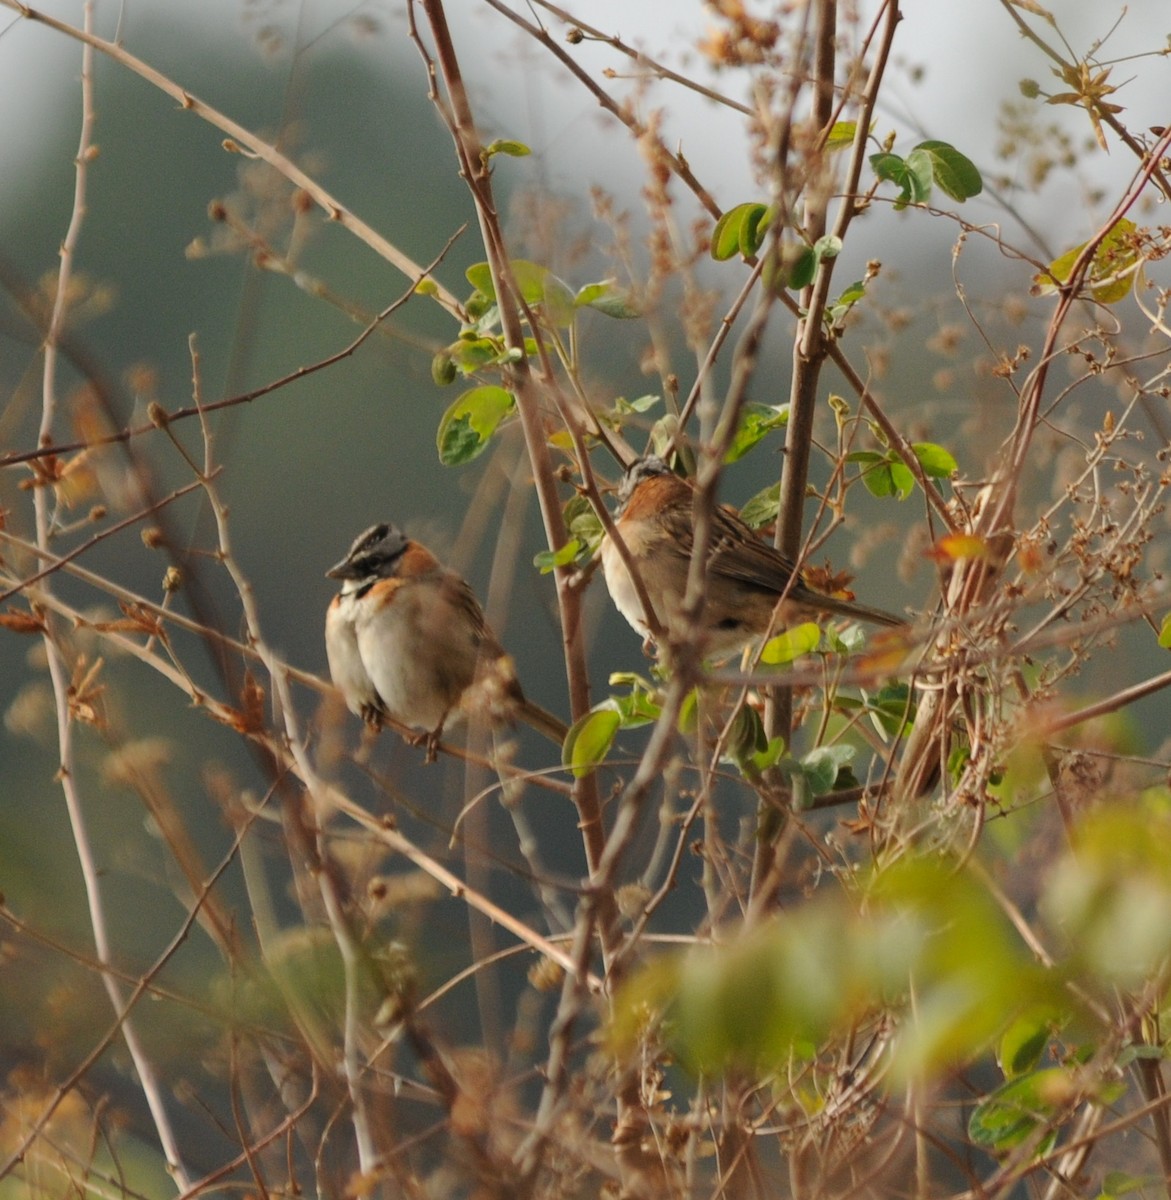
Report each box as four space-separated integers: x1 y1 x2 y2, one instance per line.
825 121 857 149
726 703 768 768
848 450 897 498
799 744 855 796
899 148 936 208
677 687 700 735
870 151 909 204
739 482 780 530
869 152 905 184
850 447 948 498
865 466 896 498
508 260 553 305
541 271 578 328
562 707 622 777
867 682 915 737
1159 613 1171 649
464 292 494 322
725 404 789 463
998 1009 1056 1078
576 279 641 318
913 139 983 201
760 622 822 665
889 461 915 499
1035 217 1139 304
465 261 494 298
785 243 818 290
826 278 867 326
1098 1170 1163 1199
604 672 666 729
483 138 532 158
780 232 844 291
871 149 932 211
738 203 771 258
465 259 576 319
450 335 505 373
612 689 662 727
968 1070 1067 1154
612 393 660 414
431 352 457 386
825 623 865 656
436 385 515 466
747 736 786 775
912 441 958 477
711 202 769 261
563 497 604 558
533 539 581 574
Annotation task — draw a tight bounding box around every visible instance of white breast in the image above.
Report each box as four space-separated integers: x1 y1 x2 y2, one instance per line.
325 592 380 718
351 585 458 732
600 535 657 640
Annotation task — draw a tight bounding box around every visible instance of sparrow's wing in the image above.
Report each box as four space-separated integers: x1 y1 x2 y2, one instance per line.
704 506 799 594
446 573 498 649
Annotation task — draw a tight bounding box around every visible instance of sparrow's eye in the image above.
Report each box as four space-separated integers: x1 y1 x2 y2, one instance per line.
360 524 390 552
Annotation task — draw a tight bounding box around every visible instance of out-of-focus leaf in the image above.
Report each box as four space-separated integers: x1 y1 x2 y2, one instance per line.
761 622 821 665
1042 802 1171 987
798 743 855 796
533 540 581 574
739 482 780 530
867 681 915 737
926 533 989 562
998 1008 1059 1078
826 121 858 149
576 280 641 318
613 853 1059 1084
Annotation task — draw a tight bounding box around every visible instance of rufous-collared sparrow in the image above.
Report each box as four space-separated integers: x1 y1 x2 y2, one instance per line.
325 523 567 751
600 456 902 657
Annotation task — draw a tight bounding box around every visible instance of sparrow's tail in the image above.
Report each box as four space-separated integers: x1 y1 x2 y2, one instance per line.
804 590 904 628
517 697 570 745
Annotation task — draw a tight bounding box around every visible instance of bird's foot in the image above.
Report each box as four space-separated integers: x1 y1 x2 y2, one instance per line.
360 703 385 730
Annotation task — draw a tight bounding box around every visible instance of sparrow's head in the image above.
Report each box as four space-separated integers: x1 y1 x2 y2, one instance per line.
616 455 674 508
326 523 410 582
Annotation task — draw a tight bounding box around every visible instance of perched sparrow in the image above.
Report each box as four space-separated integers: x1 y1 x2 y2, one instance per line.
600 456 902 657
325 523 566 752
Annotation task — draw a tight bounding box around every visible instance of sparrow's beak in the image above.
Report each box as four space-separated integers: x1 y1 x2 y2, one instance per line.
326 559 358 580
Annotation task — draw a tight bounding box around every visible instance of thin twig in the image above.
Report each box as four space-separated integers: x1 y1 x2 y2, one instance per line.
0 229 463 471
29 6 192 1186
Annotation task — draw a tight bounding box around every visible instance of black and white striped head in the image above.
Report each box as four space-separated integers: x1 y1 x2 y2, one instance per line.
616 455 674 508
326 523 410 583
